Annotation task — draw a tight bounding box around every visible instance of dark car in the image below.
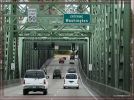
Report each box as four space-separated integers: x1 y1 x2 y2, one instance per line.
53 69 62 79
69 60 75 64
62 57 66 60
70 55 75 60
59 58 64 64
67 68 76 73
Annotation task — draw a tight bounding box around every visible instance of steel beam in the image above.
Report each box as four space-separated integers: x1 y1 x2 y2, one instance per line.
0 1 114 5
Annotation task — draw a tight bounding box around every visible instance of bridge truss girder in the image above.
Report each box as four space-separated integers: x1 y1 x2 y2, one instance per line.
2 0 93 38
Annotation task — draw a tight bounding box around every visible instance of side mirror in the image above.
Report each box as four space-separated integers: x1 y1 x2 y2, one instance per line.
46 75 49 79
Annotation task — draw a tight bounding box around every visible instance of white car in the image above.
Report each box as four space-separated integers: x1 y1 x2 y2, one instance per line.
63 73 79 89
23 70 49 95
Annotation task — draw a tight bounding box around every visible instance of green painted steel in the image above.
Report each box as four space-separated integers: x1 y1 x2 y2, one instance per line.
1 0 132 94
59 46 71 50
21 39 54 77
2 1 90 79
3 3 19 80
89 2 131 92
2 2 92 37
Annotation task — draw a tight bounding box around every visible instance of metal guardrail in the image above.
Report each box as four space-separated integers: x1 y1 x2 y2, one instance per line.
4 59 53 88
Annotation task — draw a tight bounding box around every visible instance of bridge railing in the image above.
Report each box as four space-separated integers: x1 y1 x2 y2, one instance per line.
78 58 130 97
40 58 53 69
4 58 53 88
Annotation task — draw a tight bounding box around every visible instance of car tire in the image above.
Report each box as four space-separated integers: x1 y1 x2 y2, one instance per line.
76 87 79 89
63 86 66 89
60 76 61 79
23 89 28 95
53 76 55 79
43 89 47 95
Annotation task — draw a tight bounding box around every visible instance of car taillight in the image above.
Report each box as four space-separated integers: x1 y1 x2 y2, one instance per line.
44 80 46 84
23 80 25 84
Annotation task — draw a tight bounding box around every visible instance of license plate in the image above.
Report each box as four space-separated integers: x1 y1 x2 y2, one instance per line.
69 81 74 83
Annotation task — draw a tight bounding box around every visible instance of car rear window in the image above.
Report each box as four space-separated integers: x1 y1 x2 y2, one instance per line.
68 68 76 73
54 70 60 72
66 74 77 79
25 71 45 78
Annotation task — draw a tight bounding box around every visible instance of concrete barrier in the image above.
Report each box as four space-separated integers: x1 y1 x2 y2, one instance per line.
4 79 22 88
40 58 53 69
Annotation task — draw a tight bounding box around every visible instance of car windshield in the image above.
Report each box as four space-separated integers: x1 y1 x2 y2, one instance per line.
25 71 45 78
66 74 77 79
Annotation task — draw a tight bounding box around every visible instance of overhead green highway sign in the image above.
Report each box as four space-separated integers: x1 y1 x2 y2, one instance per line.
64 14 90 24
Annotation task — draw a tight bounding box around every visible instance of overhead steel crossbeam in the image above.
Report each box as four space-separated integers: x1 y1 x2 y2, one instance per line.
18 30 90 37
0 1 112 5
24 37 88 43
1 0 94 37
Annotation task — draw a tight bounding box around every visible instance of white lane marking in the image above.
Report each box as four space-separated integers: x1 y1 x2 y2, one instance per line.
79 70 98 100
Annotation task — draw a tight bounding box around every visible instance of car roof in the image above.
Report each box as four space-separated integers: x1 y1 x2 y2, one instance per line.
54 69 61 71
65 73 78 75
26 69 44 72
68 68 75 69
68 68 76 70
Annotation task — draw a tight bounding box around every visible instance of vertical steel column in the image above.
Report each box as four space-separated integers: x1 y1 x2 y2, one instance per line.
99 4 105 84
87 37 90 78
113 1 119 89
8 3 15 79
21 39 25 77
90 35 93 80
4 3 11 80
89 3 96 80
131 0 134 96
86 37 89 77
104 3 110 85
12 2 19 79
81 41 87 74
3 1 19 80
90 4 98 82
123 1 131 91
107 1 115 87
78 44 83 68
0 1 4 92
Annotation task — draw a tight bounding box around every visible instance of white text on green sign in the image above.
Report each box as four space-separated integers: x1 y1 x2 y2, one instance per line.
64 14 90 24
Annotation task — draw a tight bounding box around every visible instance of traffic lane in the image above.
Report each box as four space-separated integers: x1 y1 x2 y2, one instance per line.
3 58 76 96
46 59 90 96
4 58 64 96
47 58 76 77
4 58 94 97
47 79 90 96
